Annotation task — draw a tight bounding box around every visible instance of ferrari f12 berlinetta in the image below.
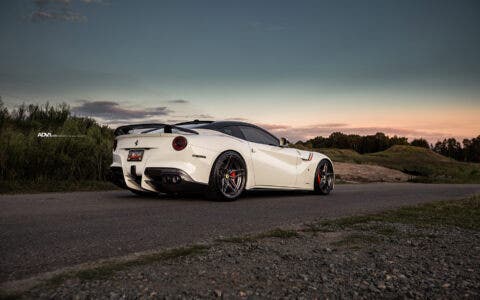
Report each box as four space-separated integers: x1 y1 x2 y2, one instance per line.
110 121 334 201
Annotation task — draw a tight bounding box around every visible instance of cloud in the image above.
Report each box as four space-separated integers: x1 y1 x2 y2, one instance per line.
317 123 348 128
191 114 213 119
259 124 290 130
224 117 250 122
141 114 214 126
166 119 186 124
27 0 104 23
172 113 214 120
259 123 348 137
34 0 71 5
72 100 172 121
167 99 189 104
29 10 86 22
260 123 450 143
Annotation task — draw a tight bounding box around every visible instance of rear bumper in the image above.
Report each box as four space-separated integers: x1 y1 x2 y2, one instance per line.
110 166 207 194
110 166 127 188
145 167 208 193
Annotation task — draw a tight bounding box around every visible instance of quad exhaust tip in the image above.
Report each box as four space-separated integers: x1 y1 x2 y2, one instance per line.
162 175 182 184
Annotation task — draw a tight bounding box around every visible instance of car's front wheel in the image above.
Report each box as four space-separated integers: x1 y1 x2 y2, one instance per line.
314 159 334 195
206 151 247 201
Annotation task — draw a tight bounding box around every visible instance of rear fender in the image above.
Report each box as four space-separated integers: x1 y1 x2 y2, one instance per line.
189 136 255 189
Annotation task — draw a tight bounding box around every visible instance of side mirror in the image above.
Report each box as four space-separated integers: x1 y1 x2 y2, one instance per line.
279 137 290 147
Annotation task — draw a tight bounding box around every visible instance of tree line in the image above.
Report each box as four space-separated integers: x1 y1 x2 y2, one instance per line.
296 132 480 163
432 137 480 163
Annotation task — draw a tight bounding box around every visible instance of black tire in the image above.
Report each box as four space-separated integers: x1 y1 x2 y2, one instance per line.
314 159 335 195
206 151 247 201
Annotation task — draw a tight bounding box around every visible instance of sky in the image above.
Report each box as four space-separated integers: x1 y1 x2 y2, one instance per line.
0 0 479 142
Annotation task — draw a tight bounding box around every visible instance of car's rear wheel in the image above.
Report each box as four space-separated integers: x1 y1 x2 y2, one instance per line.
314 159 334 195
206 151 247 201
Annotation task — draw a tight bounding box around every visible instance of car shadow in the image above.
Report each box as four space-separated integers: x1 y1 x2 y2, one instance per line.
117 189 314 202
244 189 312 199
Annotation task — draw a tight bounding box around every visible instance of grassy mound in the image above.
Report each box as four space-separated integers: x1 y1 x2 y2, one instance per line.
319 145 480 183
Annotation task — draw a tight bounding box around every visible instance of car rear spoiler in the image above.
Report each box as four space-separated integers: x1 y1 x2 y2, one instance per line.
113 123 199 136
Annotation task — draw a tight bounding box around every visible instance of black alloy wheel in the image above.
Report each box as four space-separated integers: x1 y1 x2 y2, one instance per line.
314 159 334 195
207 151 247 201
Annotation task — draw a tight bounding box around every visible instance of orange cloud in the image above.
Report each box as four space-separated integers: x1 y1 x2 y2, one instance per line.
262 123 469 143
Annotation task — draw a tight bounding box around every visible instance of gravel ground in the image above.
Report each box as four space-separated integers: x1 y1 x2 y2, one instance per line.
24 221 480 299
334 162 412 183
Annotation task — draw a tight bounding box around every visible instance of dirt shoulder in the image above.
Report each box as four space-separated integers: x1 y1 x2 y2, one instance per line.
334 162 412 183
9 195 479 299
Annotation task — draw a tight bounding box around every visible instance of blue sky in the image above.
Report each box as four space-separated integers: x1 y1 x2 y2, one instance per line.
0 0 479 141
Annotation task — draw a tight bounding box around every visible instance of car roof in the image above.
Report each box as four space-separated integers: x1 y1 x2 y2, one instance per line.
175 120 279 141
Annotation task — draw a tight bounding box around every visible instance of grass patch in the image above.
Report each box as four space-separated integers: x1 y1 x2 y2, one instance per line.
331 233 381 248
322 196 479 248
370 225 401 237
44 245 208 285
302 223 331 233
0 180 118 194
38 229 300 291
216 228 300 244
216 236 256 243
316 215 381 230
404 232 438 239
259 228 300 239
29 228 299 292
318 145 480 184
380 196 480 230
315 195 480 231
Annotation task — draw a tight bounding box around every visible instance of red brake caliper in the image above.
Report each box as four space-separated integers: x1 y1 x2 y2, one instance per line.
317 173 321 184
230 171 236 183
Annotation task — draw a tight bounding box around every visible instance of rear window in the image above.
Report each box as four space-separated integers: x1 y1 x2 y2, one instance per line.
219 126 245 139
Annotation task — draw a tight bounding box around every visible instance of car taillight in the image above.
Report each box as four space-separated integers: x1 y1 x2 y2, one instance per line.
172 136 187 151
113 139 117 151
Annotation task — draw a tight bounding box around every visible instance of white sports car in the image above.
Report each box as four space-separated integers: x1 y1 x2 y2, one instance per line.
110 120 334 201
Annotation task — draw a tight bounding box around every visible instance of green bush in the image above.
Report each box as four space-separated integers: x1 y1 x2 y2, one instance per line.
0 101 113 184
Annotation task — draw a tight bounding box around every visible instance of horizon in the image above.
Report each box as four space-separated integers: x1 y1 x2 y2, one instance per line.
2 101 478 145
1 0 479 142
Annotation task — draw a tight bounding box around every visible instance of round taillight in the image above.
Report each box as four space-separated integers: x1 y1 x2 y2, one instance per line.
172 136 187 151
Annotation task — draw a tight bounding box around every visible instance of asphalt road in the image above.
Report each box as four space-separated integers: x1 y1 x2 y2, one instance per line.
1 183 480 283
